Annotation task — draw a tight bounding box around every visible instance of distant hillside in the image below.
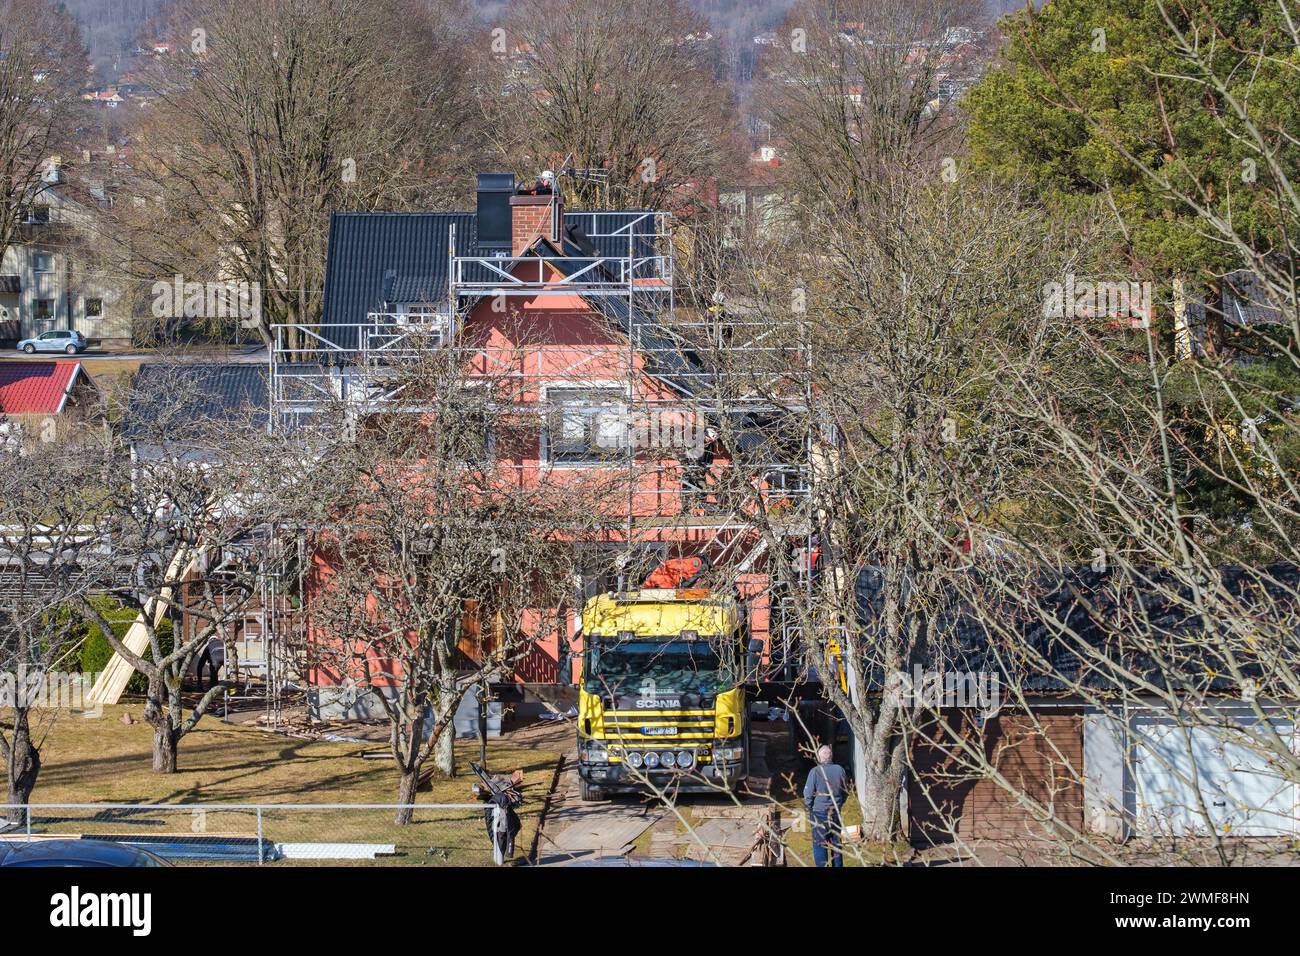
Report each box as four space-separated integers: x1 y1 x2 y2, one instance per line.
61 0 166 77
60 0 1011 84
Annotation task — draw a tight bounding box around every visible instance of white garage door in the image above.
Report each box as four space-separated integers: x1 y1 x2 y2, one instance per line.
1132 713 1297 837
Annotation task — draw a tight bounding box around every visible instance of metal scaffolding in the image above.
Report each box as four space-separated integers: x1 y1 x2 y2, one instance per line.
267 201 814 681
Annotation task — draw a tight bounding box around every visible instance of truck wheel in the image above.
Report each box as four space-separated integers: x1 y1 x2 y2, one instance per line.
579 778 604 802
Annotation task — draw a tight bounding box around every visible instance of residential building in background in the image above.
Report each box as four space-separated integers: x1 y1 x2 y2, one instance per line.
0 161 131 348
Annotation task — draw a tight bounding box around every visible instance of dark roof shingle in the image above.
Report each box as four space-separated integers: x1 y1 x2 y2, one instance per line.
855 564 1300 696
127 363 269 438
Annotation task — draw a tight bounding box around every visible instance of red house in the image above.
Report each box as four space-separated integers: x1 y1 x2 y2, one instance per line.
273 172 808 710
0 360 99 446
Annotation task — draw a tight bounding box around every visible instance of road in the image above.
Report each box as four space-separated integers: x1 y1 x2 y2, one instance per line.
0 344 269 364
534 727 783 866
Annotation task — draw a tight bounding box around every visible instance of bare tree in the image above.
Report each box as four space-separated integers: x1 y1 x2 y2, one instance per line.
761 0 982 219
0 431 115 805
292 342 619 824
100 0 479 346
0 0 86 267
479 0 741 212
694 166 1086 846
74 366 301 772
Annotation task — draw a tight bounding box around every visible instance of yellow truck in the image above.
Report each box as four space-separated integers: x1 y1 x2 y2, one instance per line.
576 586 758 800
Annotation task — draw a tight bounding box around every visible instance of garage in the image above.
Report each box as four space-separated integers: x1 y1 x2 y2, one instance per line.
1132 713 1297 837
1085 708 1298 838
909 708 1085 846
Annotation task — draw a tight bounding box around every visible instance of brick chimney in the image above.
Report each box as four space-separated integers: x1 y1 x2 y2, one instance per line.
510 171 562 255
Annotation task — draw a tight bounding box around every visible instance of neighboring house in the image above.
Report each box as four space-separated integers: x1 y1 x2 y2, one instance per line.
1175 271 1297 359
0 360 100 447
856 566 1300 846
126 362 271 458
82 87 126 107
0 163 132 347
1218 271 1294 330
279 171 807 712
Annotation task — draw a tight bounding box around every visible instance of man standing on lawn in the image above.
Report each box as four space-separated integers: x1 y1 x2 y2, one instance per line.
803 745 849 867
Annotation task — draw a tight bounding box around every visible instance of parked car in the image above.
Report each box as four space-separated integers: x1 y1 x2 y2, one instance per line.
16 329 87 354
0 838 170 867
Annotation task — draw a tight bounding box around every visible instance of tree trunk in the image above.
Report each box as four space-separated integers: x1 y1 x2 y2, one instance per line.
1172 276 1195 360
5 709 41 806
151 725 179 773
859 762 902 842
477 685 488 769
433 719 455 777
395 767 420 825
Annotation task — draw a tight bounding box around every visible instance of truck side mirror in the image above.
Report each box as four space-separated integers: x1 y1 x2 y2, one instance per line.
745 638 764 682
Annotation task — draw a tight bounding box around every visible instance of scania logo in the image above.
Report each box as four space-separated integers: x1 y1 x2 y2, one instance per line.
636 698 679 708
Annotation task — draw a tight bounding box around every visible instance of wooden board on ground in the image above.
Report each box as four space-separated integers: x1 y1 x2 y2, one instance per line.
549 815 656 853
690 805 757 819
672 816 757 849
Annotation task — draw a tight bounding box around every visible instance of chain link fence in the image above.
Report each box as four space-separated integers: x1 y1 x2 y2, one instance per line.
0 804 512 865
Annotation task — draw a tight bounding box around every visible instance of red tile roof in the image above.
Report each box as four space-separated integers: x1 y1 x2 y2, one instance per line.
0 361 86 415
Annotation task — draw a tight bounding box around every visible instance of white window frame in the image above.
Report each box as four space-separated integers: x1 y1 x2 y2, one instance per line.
456 377 497 464
394 302 452 347
540 381 629 468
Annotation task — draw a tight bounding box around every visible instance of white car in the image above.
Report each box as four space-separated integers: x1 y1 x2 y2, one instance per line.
16 329 87 354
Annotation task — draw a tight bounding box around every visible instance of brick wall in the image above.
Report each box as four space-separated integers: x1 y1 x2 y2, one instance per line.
510 194 558 254
909 708 1085 846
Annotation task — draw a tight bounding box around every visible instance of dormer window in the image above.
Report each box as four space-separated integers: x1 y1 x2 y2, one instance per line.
395 303 450 345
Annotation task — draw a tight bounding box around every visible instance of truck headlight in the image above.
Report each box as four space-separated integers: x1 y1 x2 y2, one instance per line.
626 751 644 769
718 747 744 761
584 746 608 763
644 751 661 768
661 751 677 768
676 751 694 768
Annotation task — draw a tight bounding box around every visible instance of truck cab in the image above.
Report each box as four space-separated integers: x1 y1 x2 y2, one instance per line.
576 587 753 801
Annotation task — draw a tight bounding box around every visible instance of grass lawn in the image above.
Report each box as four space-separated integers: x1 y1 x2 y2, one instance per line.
3 703 565 866
79 358 141 382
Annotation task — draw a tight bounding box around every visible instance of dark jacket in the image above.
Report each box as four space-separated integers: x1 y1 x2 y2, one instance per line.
803 762 848 815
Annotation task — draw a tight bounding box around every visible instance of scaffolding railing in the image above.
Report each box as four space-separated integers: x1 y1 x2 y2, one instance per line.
362 312 454 359
266 202 813 580
451 254 672 295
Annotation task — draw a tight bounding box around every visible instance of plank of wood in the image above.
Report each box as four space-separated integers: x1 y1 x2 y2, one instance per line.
87 548 197 706
672 816 757 849
550 816 654 853
275 842 396 860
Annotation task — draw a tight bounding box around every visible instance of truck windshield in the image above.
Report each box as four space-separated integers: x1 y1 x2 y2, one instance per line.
585 638 734 697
